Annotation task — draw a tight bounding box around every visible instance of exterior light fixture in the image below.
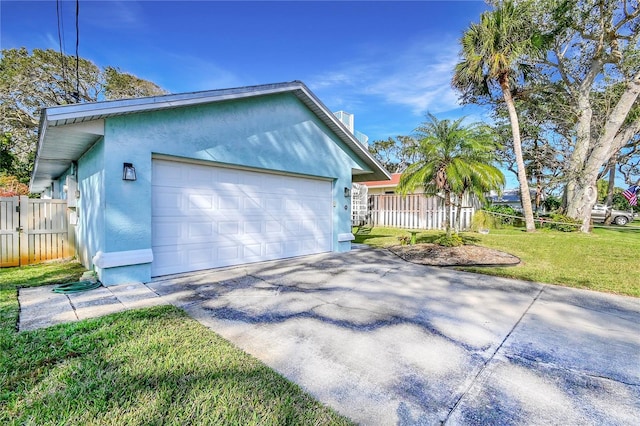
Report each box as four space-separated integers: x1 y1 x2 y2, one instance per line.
344 187 351 197
123 163 137 181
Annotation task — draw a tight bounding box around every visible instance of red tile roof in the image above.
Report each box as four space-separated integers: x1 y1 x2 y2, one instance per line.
361 173 401 187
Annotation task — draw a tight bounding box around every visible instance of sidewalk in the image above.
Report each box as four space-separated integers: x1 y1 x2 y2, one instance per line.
18 282 165 331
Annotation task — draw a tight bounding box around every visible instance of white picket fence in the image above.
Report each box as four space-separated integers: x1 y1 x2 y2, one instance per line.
362 194 477 230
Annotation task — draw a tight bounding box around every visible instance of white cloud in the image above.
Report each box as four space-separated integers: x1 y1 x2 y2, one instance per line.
83 1 144 30
155 52 245 93
43 33 60 50
309 36 463 116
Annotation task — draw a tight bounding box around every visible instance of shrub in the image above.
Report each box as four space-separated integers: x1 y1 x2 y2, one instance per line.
434 233 463 247
397 235 410 245
548 213 581 232
543 195 562 212
472 210 499 231
484 205 521 226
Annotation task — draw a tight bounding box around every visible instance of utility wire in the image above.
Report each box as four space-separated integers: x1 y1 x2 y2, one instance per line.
74 0 80 103
55 0 69 103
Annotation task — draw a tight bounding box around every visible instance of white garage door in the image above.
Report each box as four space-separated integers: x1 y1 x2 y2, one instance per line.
151 159 333 276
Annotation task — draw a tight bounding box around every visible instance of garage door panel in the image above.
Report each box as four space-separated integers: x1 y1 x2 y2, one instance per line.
219 196 241 210
217 245 240 261
265 242 284 256
218 221 240 235
152 187 184 214
152 159 332 276
153 161 185 186
188 246 217 265
265 220 283 234
188 193 215 211
188 221 216 239
243 197 262 211
153 218 218 246
243 243 263 258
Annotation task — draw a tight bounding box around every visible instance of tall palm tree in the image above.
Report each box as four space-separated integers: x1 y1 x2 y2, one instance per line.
452 0 542 232
397 113 505 238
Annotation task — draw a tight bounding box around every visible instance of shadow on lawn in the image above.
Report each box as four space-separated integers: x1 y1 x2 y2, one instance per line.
3 306 350 425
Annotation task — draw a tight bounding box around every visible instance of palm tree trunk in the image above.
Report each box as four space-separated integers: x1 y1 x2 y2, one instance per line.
455 194 463 233
500 79 536 232
444 191 452 238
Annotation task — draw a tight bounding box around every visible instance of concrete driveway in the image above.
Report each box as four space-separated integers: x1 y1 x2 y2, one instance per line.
141 248 640 425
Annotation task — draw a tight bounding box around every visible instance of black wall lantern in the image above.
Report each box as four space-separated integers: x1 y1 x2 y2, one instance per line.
344 187 351 197
123 163 137 181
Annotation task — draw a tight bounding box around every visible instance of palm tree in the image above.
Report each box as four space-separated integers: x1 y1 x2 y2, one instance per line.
452 0 542 232
397 113 505 238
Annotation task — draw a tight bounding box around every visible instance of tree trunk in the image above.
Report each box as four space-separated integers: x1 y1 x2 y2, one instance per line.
603 157 617 225
565 70 640 232
500 78 536 232
455 194 463 233
444 191 452 238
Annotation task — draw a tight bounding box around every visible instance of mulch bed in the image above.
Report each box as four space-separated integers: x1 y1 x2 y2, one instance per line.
388 243 520 267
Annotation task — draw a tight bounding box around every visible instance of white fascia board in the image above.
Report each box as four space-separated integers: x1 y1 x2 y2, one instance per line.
30 112 49 190
46 83 304 125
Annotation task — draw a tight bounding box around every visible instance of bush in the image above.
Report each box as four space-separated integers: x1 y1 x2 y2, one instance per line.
484 205 521 226
472 210 499 231
547 213 581 232
397 235 410 245
434 233 463 247
543 195 562 212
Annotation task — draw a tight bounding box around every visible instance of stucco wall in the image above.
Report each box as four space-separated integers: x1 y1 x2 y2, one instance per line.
89 92 370 284
76 138 106 271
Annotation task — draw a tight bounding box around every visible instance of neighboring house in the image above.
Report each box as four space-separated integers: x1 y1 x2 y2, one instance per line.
488 188 545 213
31 81 389 285
361 173 425 195
355 173 480 230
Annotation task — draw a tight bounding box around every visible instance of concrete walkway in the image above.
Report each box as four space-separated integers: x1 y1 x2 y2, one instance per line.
19 249 640 425
19 281 165 331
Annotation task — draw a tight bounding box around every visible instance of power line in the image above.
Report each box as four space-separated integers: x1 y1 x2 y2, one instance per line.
74 0 80 103
55 0 68 103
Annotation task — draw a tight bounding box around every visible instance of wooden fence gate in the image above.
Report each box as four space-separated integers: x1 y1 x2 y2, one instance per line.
0 196 74 267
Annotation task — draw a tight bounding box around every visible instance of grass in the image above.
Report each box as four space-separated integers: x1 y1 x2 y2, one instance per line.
0 261 353 425
354 226 640 297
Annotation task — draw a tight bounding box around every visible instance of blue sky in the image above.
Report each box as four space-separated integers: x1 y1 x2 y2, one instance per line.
2 0 508 177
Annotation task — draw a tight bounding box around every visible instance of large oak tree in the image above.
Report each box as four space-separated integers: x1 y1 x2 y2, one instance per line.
0 48 166 182
535 0 640 231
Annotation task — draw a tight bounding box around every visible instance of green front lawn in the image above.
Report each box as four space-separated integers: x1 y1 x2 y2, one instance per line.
355 226 640 297
0 262 352 425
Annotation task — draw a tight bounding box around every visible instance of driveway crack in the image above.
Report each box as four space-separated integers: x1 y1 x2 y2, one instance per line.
442 284 546 424
65 295 81 320
506 352 640 387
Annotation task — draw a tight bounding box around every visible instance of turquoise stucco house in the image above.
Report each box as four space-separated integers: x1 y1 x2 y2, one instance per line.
31 81 390 285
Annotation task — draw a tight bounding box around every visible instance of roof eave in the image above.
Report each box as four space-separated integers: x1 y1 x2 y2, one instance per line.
30 81 390 192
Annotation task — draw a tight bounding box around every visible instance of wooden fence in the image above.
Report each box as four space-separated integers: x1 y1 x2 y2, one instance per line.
364 194 477 230
0 196 74 267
